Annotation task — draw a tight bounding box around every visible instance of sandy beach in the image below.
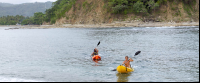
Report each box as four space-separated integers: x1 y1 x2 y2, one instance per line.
1 21 199 29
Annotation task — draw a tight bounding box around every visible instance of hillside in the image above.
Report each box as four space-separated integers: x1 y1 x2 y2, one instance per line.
46 0 199 26
0 2 15 7
0 1 53 17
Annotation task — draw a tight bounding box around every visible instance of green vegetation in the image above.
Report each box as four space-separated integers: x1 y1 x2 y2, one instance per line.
44 0 77 24
0 2 15 7
168 0 197 17
0 0 198 25
21 12 46 25
182 0 196 16
0 2 52 17
104 0 167 14
0 12 45 25
0 15 24 25
0 0 76 25
82 1 98 15
83 1 88 9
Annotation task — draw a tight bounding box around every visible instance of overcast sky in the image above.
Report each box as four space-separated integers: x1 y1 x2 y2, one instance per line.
0 0 57 4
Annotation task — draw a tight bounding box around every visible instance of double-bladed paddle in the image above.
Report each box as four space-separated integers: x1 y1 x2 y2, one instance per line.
97 41 100 47
111 51 141 71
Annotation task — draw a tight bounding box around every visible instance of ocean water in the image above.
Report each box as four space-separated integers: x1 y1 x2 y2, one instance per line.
0 26 199 82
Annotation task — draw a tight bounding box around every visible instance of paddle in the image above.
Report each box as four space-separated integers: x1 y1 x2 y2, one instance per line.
134 51 141 57
97 41 100 47
111 51 141 71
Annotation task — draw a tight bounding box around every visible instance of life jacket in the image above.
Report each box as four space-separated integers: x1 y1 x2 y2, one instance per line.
92 52 98 56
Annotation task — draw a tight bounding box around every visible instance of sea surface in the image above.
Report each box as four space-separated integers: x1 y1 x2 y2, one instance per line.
0 26 199 82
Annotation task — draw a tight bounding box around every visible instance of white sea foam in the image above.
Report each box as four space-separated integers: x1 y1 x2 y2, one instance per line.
0 76 44 82
154 26 176 28
145 27 151 28
144 26 174 29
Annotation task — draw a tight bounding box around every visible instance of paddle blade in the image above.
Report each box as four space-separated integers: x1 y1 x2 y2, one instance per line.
112 69 117 71
97 41 100 46
134 51 141 56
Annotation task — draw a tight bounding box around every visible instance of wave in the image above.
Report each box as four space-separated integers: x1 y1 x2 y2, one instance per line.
154 26 176 29
119 28 139 31
0 76 44 82
144 26 174 29
144 26 199 29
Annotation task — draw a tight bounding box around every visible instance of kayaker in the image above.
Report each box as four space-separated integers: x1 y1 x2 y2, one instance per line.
122 56 133 68
91 48 99 57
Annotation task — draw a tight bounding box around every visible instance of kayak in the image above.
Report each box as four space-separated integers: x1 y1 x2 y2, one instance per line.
117 65 134 73
92 55 101 60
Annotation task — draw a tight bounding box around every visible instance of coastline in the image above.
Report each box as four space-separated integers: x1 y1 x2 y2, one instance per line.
0 21 199 29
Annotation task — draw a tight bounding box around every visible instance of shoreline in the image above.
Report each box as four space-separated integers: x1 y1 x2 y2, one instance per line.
0 21 199 29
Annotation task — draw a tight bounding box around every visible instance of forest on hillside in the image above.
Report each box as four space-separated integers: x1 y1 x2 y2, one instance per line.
44 0 197 24
0 12 45 25
0 1 52 17
104 0 196 14
0 0 198 25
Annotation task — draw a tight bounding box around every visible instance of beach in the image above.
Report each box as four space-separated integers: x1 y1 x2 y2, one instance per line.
1 21 199 29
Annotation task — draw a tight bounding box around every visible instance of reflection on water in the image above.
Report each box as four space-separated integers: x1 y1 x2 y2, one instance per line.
92 60 102 66
116 73 132 82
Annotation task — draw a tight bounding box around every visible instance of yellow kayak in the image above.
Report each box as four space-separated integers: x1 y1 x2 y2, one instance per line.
117 65 134 73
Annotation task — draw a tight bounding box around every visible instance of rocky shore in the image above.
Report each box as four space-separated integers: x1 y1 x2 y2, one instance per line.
1 21 199 29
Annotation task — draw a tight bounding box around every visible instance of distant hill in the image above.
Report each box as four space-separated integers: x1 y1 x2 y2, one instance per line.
0 2 15 7
0 1 53 17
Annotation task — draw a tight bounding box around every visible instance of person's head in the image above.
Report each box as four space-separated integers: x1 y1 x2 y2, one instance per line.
125 56 129 60
94 48 98 53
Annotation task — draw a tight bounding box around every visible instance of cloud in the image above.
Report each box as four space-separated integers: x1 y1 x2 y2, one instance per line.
0 0 56 4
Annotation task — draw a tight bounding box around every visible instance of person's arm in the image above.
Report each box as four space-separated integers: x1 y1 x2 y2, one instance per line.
91 52 94 56
129 58 134 62
122 61 125 65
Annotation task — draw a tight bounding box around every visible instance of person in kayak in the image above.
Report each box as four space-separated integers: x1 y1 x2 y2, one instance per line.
91 48 99 57
122 56 134 68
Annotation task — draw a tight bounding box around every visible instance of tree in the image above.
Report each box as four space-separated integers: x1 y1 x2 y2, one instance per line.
133 1 147 13
0 15 25 25
112 5 128 13
147 0 159 12
33 12 45 25
21 17 34 25
44 0 76 24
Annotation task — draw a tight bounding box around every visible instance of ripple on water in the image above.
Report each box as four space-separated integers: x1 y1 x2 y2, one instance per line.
0 26 198 82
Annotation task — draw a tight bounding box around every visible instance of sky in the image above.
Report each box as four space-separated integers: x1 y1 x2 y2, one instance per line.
0 0 57 4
